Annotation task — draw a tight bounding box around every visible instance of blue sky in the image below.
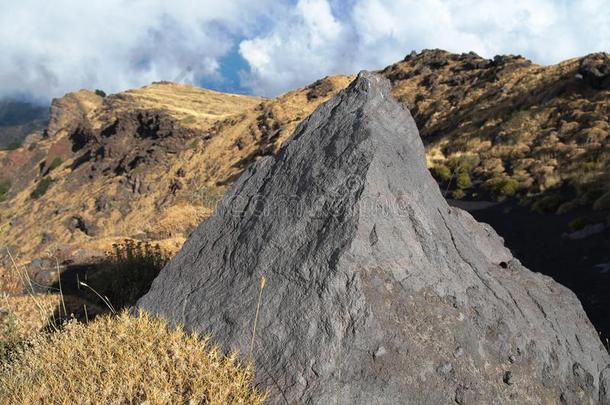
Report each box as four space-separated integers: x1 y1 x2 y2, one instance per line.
0 0 608 101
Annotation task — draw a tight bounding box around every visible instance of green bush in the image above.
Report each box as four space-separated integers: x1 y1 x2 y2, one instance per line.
447 155 479 173
0 178 10 202
431 164 451 182
94 89 107 97
86 240 170 310
48 157 62 172
30 177 53 199
532 195 562 214
568 217 588 231
456 170 472 190
0 142 21 151
499 178 519 197
484 176 519 198
452 189 466 199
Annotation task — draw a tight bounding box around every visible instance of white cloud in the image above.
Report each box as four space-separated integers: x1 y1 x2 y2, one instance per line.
239 0 348 96
239 0 610 96
0 0 608 100
0 0 279 101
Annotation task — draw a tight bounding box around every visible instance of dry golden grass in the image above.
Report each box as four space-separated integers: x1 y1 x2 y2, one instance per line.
0 311 266 405
0 265 22 296
1 294 60 342
107 82 263 131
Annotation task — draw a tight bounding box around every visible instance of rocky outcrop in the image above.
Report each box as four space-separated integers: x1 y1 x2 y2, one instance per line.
137 72 610 403
578 53 610 90
45 90 103 138
69 108 199 176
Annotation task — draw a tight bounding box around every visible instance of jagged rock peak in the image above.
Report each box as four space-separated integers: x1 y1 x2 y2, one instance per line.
137 71 610 404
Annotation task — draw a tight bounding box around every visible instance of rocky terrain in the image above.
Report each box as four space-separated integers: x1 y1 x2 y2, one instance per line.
137 72 610 404
0 50 608 342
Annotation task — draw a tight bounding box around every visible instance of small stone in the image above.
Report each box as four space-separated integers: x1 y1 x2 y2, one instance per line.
503 370 514 385
454 347 464 358
437 362 453 375
373 346 387 359
508 354 516 363
454 385 465 404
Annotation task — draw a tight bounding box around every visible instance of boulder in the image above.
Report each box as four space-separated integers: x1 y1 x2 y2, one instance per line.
136 72 609 404
579 53 610 90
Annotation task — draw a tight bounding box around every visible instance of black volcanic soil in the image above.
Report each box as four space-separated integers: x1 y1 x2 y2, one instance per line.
454 200 610 345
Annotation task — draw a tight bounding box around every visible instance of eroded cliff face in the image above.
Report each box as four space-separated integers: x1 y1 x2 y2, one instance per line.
137 72 610 404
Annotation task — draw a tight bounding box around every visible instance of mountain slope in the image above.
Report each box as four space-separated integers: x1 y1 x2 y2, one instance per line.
386 50 609 208
0 99 49 149
0 51 608 262
0 77 351 260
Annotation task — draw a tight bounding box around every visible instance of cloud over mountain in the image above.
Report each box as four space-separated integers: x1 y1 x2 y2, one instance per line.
239 0 610 95
0 0 608 100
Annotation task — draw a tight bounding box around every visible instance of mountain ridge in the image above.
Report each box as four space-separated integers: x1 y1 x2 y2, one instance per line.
1 50 608 263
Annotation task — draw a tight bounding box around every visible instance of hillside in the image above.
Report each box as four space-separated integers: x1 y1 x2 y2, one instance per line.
386 50 610 211
0 99 48 149
0 50 608 338
1 51 608 264
0 78 352 262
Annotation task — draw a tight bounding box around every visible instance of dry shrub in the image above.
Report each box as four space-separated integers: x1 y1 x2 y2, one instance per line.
0 311 266 404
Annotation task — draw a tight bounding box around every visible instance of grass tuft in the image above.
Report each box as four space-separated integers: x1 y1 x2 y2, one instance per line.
0 311 266 404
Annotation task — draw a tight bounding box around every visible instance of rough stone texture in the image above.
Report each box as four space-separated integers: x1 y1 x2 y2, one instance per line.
579 53 610 90
136 72 610 404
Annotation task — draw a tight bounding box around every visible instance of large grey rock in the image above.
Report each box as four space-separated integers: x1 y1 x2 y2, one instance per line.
136 72 610 404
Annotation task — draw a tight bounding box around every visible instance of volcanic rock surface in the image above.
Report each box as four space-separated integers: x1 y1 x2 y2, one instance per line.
138 72 609 404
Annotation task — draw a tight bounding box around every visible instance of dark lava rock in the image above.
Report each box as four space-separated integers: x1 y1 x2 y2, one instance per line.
503 370 514 385
136 72 609 404
306 77 335 101
67 215 95 236
579 53 610 90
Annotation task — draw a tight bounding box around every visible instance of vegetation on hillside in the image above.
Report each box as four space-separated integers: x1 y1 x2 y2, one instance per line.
47 157 62 172
84 240 170 310
30 176 53 199
0 178 10 201
0 142 22 151
385 50 610 212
